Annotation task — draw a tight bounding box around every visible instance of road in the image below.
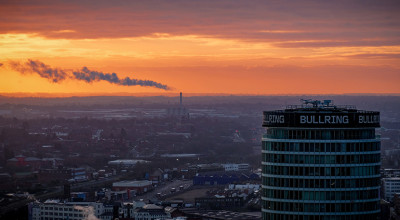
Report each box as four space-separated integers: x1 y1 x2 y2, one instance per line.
135 179 192 201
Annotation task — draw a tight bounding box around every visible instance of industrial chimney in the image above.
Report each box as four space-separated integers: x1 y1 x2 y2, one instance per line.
180 92 182 106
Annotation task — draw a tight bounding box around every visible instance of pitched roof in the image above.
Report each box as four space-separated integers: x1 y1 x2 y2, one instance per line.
142 204 162 210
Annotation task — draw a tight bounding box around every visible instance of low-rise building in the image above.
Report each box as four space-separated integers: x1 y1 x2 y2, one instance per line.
221 163 250 172
382 168 400 178
38 167 87 184
383 177 400 201
135 204 170 220
30 200 154 220
30 200 104 220
228 183 260 191
7 155 64 171
7 155 42 170
108 159 150 168
112 180 153 196
195 197 244 210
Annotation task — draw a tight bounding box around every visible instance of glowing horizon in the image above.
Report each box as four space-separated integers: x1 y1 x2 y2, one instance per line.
1 1 399 96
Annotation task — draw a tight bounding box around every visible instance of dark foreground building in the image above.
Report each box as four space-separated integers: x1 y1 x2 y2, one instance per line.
261 100 380 220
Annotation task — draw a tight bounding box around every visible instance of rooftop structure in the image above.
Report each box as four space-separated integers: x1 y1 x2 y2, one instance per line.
107 159 149 167
182 209 261 220
112 180 152 188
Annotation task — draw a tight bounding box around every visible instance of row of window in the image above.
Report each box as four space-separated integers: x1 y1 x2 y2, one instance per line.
263 165 380 177
40 218 83 220
263 153 380 164
265 128 376 140
262 212 378 220
263 188 379 201
41 218 68 220
262 176 380 189
40 212 84 217
41 207 74 211
263 141 380 152
262 200 379 213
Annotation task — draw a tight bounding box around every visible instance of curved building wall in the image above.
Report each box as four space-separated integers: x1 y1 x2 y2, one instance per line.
262 109 380 220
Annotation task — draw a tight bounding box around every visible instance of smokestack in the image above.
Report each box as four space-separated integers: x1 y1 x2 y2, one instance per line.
180 92 182 106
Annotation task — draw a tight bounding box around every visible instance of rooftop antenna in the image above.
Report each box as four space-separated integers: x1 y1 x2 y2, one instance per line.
323 100 332 107
301 99 334 108
301 99 321 108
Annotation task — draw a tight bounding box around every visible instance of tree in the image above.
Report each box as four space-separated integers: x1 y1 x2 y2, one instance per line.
22 121 30 131
120 128 128 140
4 145 15 160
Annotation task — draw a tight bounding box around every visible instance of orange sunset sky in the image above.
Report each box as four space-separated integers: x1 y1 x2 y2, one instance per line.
0 0 399 96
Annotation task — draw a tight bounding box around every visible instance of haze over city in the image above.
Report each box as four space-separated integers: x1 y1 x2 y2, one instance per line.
1 1 400 220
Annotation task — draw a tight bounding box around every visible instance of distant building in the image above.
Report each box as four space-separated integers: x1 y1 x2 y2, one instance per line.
70 192 89 202
30 200 104 220
149 168 164 184
190 163 224 173
38 167 87 184
107 159 149 168
30 200 153 220
7 155 41 170
228 183 260 191
98 201 145 220
193 173 259 185
195 197 244 210
7 155 63 170
383 177 400 202
160 153 197 158
112 180 153 196
222 163 250 172
382 168 400 178
134 204 170 220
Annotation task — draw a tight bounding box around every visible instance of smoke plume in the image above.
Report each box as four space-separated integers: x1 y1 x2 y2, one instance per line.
5 60 170 90
9 60 67 83
74 206 100 220
73 67 169 90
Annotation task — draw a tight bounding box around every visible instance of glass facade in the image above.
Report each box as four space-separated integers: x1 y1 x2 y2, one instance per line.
262 106 380 220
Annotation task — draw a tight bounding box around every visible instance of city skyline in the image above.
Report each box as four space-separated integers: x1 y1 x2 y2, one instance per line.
1 0 400 96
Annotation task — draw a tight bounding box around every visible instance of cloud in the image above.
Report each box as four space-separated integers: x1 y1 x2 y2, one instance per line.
0 0 399 47
7 60 171 90
273 40 400 48
52 29 76 33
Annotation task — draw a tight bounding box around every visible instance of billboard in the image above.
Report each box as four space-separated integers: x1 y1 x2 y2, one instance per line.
263 111 380 128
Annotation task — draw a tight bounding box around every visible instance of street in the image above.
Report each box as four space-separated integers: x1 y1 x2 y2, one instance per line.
135 179 192 201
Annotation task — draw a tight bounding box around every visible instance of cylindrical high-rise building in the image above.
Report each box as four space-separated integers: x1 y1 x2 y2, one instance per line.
261 100 380 220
